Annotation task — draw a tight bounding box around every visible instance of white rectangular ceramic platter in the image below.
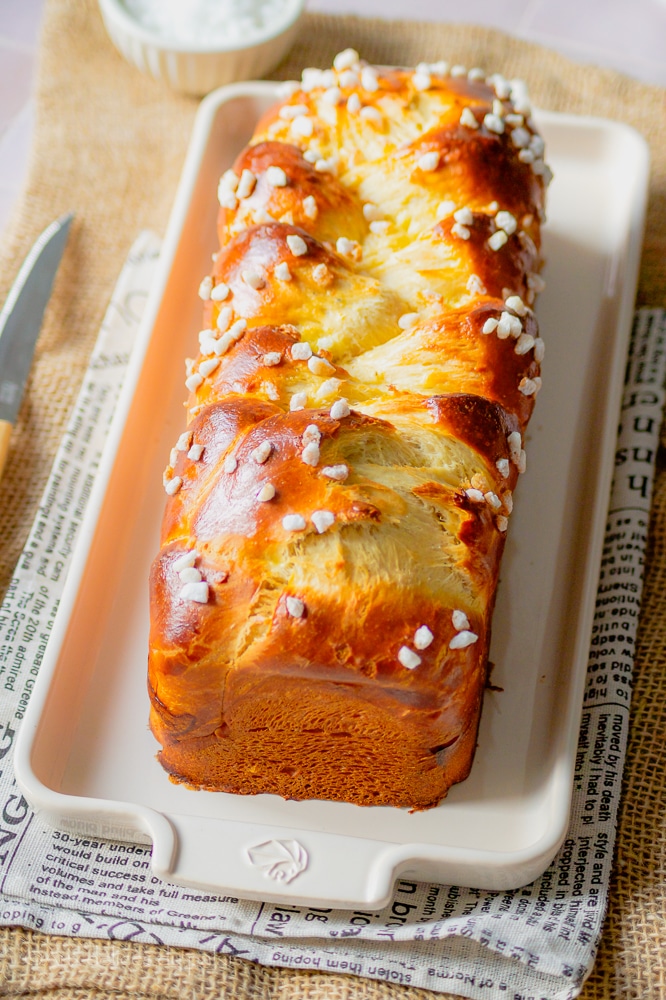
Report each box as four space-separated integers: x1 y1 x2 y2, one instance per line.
15 82 649 908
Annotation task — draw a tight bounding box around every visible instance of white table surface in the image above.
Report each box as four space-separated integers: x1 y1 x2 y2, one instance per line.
0 0 664 241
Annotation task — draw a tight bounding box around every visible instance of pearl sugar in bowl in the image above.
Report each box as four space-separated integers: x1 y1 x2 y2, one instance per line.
98 0 305 96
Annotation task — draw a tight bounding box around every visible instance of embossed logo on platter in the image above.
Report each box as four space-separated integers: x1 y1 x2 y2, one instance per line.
246 839 308 883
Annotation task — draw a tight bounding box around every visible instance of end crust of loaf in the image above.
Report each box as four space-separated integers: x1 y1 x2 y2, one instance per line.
148 53 550 810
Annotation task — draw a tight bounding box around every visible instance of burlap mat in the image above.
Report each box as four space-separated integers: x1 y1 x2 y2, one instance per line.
0 1 665 996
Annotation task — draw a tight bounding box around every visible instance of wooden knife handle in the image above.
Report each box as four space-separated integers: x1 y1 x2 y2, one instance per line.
0 420 12 480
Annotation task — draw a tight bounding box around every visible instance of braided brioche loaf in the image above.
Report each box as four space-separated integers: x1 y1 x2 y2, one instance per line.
148 53 550 810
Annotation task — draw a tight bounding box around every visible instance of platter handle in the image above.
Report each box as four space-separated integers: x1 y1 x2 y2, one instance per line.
151 811 398 909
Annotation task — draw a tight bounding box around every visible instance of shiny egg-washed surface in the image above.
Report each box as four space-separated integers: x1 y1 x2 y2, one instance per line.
148 54 548 809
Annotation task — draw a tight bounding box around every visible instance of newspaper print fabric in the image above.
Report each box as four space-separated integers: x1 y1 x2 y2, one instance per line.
0 234 664 1000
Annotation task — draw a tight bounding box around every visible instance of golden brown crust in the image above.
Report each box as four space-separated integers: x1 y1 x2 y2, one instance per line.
148 55 549 809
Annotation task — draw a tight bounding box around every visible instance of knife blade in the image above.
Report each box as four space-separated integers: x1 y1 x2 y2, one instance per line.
0 212 73 478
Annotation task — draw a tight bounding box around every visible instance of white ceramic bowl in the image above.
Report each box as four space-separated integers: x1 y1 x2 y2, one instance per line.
98 0 305 96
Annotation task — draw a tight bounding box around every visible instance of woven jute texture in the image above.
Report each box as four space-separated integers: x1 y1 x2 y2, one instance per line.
0 1 665 996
